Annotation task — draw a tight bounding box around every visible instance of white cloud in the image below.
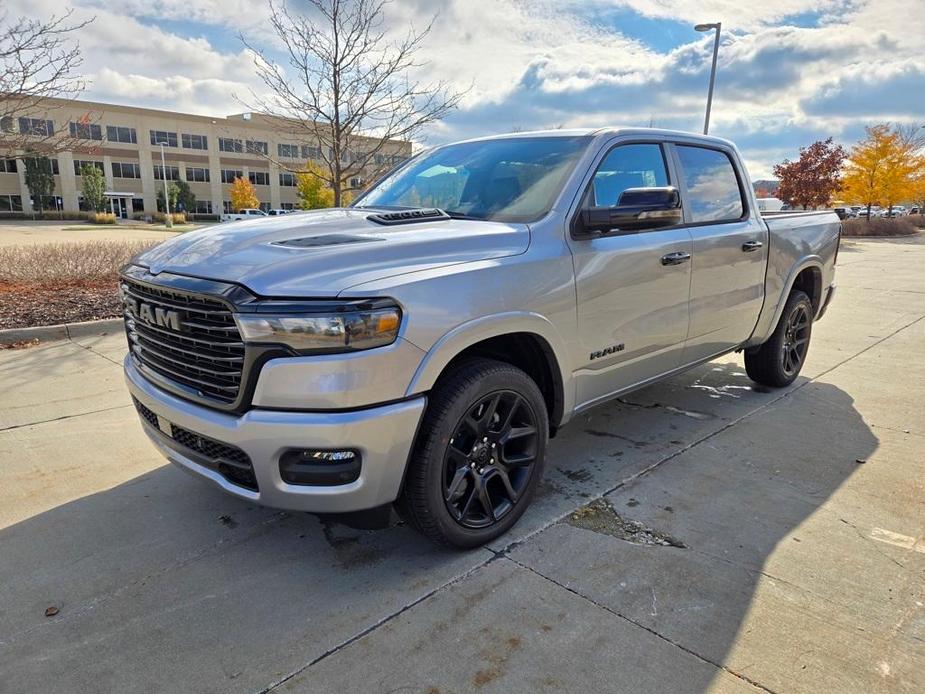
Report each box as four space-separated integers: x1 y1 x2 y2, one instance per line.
2 0 922 174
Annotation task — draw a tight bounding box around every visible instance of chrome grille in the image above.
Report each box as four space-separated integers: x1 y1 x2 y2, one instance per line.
122 278 245 404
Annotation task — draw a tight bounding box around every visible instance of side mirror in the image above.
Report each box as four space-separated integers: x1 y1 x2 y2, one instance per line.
578 186 682 235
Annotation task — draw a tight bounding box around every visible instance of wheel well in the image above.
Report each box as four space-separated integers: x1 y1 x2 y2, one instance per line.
441 332 564 434
791 266 822 314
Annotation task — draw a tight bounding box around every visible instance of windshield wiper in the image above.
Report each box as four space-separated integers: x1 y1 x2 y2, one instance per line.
442 210 482 221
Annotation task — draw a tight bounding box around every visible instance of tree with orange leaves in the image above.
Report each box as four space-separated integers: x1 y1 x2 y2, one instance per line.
229 176 259 212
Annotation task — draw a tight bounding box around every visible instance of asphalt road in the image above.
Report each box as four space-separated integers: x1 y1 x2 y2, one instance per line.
1 236 923 693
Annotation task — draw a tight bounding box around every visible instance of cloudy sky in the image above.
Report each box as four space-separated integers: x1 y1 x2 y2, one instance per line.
6 0 923 178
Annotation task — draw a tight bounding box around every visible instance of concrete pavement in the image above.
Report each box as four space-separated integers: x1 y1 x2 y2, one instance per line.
0 236 922 693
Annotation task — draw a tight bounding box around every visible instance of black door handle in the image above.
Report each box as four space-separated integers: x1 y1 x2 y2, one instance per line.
661 251 691 266
742 240 764 252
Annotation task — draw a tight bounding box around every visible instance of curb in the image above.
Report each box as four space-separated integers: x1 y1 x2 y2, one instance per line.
0 318 124 345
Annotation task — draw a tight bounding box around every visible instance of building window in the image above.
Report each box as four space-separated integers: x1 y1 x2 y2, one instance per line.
350 176 364 188
69 122 103 140
74 160 104 176
258 202 270 212
193 200 213 214
279 172 297 187
154 164 180 181
281 202 295 210
246 140 268 155
25 158 60 175
302 145 322 160
37 195 64 211
18 117 54 136
132 198 145 213
219 137 243 153
107 126 137 144
0 116 12 133
248 170 269 186
223 200 234 214
182 133 208 150
112 162 141 179
0 194 23 212
221 169 243 184
0 159 17 174
278 143 299 158
150 130 178 147
186 167 210 182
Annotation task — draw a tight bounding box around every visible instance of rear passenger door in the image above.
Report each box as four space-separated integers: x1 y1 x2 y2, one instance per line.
670 143 768 364
568 141 693 410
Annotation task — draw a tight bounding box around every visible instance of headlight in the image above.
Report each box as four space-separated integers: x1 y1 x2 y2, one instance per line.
235 302 401 354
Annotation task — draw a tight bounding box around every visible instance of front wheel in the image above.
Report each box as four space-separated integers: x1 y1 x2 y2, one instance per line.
397 358 548 548
745 290 813 387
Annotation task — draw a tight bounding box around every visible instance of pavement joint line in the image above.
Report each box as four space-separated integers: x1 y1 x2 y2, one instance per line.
0 404 132 433
504 555 778 694
869 423 924 438
66 334 124 367
258 551 507 693
848 286 925 296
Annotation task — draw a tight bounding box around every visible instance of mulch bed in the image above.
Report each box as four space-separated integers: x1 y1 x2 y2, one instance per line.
0 280 122 330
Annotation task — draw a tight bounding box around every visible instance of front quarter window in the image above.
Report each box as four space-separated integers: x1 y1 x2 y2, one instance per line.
356 136 590 223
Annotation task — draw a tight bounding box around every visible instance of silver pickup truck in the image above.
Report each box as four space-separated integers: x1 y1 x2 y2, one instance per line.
121 128 839 547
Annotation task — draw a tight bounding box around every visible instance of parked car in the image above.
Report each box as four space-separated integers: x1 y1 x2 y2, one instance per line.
268 208 295 216
911 207 920 215
220 208 267 222
833 207 851 220
121 129 840 547
756 197 784 213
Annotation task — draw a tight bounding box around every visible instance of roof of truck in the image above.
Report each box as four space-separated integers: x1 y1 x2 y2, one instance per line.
453 127 737 149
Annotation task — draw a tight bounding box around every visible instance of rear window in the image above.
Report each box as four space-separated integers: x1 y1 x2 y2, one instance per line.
676 146 745 223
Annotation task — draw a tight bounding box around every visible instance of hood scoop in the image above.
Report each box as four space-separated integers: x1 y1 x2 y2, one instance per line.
366 208 450 225
271 234 385 248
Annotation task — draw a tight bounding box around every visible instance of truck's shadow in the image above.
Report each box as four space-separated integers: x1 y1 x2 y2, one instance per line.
0 359 875 693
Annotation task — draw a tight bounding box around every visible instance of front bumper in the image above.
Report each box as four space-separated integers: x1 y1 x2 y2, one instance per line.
125 356 426 513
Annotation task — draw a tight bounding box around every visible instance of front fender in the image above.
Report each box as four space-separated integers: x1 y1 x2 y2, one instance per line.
404 311 575 426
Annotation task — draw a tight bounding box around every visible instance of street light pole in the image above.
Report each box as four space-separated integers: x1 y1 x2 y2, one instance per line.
157 142 173 229
695 22 722 135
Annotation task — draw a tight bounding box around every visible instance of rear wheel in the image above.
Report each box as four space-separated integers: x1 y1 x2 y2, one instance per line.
745 290 813 387
397 358 548 548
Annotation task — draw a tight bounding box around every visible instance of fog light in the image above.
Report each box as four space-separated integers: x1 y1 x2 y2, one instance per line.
279 448 361 486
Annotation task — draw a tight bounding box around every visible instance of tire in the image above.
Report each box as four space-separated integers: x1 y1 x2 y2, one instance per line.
397 358 549 548
745 290 813 387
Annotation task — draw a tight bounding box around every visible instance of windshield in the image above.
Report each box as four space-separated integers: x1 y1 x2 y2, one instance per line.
355 136 591 223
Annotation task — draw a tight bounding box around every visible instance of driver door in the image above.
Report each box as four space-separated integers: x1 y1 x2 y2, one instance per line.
568 142 693 411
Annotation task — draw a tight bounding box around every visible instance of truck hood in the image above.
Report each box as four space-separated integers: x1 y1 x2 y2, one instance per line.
135 208 530 297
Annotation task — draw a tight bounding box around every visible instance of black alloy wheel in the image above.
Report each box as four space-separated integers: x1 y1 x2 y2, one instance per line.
442 390 539 529
781 302 810 377
744 289 814 387
396 358 549 548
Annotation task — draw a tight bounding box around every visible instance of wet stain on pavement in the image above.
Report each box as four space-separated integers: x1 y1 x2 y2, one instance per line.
557 467 593 483
583 429 649 446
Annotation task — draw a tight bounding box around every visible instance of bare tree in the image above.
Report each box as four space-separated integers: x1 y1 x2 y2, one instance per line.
0 9 93 156
240 0 465 206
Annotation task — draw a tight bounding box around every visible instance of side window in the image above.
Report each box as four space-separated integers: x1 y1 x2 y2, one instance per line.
590 143 668 207
676 146 744 222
